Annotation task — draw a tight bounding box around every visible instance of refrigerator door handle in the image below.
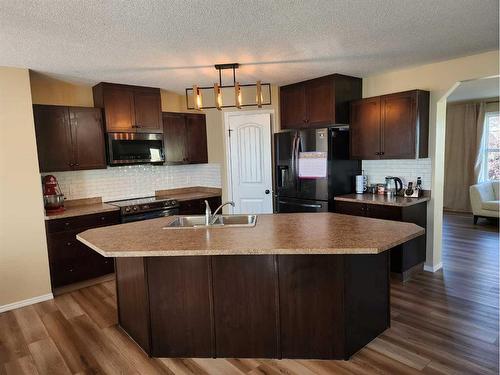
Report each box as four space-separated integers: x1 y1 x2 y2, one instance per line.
278 200 322 208
291 132 298 181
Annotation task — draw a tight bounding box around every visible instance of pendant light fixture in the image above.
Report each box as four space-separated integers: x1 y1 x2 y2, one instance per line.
214 83 222 110
192 85 202 111
235 82 242 109
256 80 263 108
186 63 271 110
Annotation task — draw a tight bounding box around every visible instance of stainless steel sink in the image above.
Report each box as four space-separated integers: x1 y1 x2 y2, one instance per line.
164 215 257 229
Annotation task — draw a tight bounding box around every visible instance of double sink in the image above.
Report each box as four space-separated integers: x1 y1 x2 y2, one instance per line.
164 214 257 229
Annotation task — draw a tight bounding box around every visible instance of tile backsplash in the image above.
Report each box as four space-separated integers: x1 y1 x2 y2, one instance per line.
43 164 222 202
361 159 432 190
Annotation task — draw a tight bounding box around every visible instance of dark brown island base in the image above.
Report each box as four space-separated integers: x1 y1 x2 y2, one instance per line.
77 213 424 360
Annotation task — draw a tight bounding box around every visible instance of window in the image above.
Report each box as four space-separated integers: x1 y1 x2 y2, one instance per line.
482 111 500 181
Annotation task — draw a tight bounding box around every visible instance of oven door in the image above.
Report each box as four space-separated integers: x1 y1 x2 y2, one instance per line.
107 133 164 165
121 208 179 223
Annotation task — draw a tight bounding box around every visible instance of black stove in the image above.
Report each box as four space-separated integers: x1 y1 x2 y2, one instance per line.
108 196 179 223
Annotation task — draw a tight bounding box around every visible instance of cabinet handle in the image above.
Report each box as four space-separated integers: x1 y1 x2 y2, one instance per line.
380 152 385 155
75 163 79 167
65 222 70 226
66 242 72 246
375 152 380 155
101 216 105 221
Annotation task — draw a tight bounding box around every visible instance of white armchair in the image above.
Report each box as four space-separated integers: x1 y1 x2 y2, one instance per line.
469 181 500 224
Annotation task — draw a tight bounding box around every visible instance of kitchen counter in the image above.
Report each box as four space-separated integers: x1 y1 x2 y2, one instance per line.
44 197 119 220
335 193 430 207
77 212 423 257
155 186 221 202
77 212 424 360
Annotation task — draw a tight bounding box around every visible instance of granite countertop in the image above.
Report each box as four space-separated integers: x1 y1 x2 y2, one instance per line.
155 186 222 202
334 193 430 207
44 198 119 220
77 212 424 257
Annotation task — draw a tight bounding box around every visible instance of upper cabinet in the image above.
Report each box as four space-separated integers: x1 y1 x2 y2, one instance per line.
93 83 162 133
350 90 430 160
280 74 362 129
162 112 208 164
33 105 106 172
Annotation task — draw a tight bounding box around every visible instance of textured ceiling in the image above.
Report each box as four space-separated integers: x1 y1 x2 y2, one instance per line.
448 77 499 102
1 0 498 93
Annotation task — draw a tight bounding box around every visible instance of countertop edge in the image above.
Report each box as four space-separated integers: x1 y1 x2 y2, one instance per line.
334 195 430 207
76 227 425 258
45 204 120 220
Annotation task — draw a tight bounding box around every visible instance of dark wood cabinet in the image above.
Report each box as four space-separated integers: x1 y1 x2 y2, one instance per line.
349 97 381 159
280 74 362 129
334 200 427 280
93 83 162 133
350 90 429 160
45 211 120 289
115 252 390 359
186 114 208 163
33 105 106 173
280 84 306 128
162 112 208 164
178 196 222 215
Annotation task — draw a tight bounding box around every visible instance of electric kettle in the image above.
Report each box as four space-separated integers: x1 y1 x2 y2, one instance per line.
385 176 403 197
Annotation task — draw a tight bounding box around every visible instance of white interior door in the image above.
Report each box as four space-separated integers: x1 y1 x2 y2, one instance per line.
226 112 273 214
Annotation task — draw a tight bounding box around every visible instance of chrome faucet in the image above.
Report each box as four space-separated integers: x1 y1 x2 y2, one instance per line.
204 200 235 225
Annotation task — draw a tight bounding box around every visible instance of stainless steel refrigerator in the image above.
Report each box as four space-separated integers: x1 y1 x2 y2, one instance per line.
274 126 361 212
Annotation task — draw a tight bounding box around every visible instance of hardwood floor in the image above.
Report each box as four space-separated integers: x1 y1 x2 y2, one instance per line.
1 213 498 374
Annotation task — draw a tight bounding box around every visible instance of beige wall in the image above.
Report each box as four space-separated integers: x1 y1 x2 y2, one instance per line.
202 84 280 204
0 67 52 307
363 50 499 269
30 71 94 106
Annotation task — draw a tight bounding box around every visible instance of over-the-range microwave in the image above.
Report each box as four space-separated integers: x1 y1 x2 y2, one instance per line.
107 132 165 166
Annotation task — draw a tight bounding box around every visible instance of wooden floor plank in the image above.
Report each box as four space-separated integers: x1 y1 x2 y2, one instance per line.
28 339 71 375
3 356 40 375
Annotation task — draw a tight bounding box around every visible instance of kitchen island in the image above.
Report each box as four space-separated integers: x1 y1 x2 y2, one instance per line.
77 212 424 360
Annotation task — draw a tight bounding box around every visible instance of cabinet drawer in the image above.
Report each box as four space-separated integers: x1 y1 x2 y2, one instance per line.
334 201 366 216
46 211 120 233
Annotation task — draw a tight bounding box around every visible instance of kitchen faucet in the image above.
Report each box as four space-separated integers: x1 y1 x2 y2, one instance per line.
205 200 235 225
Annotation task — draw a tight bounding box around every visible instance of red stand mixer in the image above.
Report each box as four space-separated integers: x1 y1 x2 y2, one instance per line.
42 175 65 214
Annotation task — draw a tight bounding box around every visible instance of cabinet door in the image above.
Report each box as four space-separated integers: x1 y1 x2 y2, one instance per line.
103 85 135 132
305 77 334 127
380 91 416 159
334 201 366 216
163 113 188 164
186 114 208 164
280 84 306 129
33 105 73 172
134 89 162 133
349 97 381 160
69 107 106 170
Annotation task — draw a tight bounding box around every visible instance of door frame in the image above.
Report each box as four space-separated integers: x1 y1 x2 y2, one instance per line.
224 109 275 214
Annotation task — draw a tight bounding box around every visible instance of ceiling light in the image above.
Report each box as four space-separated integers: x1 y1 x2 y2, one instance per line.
186 63 271 110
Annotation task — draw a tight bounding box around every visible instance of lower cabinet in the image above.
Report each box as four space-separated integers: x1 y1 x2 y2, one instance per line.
45 211 120 289
178 196 222 215
334 200 427 280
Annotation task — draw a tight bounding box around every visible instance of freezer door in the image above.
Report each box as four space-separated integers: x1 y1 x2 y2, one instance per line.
295 128 329 201
275 130 299 198
275 197 329 213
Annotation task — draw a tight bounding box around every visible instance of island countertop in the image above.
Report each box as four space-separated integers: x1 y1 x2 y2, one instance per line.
77 212 424 257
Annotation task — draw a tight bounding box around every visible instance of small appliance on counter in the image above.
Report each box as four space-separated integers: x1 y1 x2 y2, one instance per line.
385 176 403 197
42 175 65 214
404 177 423 198
355 171 368 194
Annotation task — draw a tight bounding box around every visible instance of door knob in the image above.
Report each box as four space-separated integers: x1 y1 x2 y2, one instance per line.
265 189 270 194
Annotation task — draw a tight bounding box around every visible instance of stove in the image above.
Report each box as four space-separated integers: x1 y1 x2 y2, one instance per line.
108 196 179 223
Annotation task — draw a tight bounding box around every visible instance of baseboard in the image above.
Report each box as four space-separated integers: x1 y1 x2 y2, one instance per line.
0 293 53 313
424 262 443 273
